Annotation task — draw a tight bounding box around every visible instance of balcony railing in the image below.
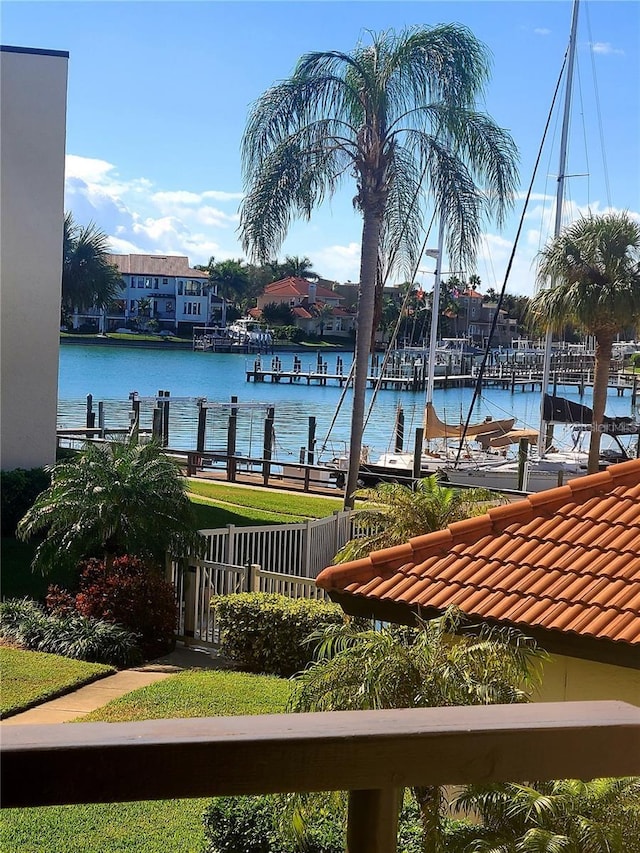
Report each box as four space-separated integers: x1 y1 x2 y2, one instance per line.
2 701 639 853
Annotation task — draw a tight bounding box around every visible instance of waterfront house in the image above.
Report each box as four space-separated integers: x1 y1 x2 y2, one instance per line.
316 459 640 705
255 276 356 337
72 254 225 334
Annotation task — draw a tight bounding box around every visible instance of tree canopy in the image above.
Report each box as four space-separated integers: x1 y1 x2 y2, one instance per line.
62 212 122 317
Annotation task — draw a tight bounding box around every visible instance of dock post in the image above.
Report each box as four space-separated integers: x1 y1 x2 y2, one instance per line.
394 406 404 453
262 406 274 487
196 398 207 453
511 371 516 393
227 395 238 482
129 392 140 442
307 416 316 465
86 394 95 429
161 390 170 447
412 428 424 482
632 375 638 408
97 401 105 438
152 406 162 441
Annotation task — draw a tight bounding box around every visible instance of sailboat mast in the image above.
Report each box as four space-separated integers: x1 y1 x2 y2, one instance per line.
537 0 580 456
425 217 446 407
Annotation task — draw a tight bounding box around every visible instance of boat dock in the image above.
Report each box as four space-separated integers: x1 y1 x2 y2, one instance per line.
246 355 639 400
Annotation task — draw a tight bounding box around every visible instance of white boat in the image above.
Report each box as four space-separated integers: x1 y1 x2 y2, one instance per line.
228 318 273 345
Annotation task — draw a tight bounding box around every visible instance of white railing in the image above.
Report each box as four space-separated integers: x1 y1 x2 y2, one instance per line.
199 510 355 579
170 510 370 645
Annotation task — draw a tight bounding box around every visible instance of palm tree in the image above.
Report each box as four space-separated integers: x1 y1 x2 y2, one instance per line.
529 212 640 473
62 212 122 320
239 25 518 508
451 777 640 853
279 255 318 280
336 474 499 563
17 438 203 574
290 611 545 852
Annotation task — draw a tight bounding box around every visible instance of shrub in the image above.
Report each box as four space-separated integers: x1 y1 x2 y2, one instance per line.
202 796 344 853
212 593 346 676
56 556 178 659
630 352 640 368
1 467 50 536
271 324 305 343
0 598 141 666
203 793 425 853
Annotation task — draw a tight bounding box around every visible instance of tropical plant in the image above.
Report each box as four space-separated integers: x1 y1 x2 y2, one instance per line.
0 597 141 666
201 257 251 304
529 212 640 472
48 555 178 659
239 25 519 507
289 611 545 852
261 301 296 326
336 474 500 563
452 777 640 853
273 255 318 280
62 212 122 319
17 438 204 574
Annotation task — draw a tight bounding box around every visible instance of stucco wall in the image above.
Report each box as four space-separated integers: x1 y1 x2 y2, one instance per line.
0 46 68 470
536 653 640 706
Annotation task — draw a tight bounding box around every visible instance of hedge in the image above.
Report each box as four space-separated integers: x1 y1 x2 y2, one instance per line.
212 593 346 677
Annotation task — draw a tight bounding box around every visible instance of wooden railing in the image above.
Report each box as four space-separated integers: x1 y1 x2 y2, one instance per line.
2 702 639 853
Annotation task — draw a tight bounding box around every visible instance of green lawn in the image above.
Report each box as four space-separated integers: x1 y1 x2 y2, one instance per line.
0 647 114 717
1 670 292 853
187 480 342 521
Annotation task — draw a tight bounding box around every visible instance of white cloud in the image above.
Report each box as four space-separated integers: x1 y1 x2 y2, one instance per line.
590 42 624 56
534 28 551 36
64 154 243 265
314 242 361 282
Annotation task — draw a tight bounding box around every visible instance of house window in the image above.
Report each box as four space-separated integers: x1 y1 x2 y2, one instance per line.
195 302 201 315
153 278 159 289
137 278 144 288
177 281 184 295
130 300 136 310
166 301 173 313
186 303 192 315
163 278 168 287
145 278 152 289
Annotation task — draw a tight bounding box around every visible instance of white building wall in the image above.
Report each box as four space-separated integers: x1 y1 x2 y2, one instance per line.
0 46 69 470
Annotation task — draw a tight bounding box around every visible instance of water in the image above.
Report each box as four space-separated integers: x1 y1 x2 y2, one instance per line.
58 344 638 461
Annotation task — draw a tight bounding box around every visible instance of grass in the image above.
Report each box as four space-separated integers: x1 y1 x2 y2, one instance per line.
187 480 342 521
1 669 292 853
0 647 114 717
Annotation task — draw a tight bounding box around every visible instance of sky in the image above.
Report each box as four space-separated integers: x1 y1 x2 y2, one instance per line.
3 0 639 295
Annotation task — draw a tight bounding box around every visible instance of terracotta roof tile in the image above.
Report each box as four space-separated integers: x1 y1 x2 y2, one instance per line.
316 460 640 648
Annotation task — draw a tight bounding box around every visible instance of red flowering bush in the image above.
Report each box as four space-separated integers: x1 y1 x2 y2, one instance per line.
47 556 177 659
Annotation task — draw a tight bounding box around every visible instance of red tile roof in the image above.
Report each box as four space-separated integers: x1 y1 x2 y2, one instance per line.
264 277 339 301
317 460 640 655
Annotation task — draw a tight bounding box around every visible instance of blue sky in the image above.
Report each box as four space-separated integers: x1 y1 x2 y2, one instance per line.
3 1 639 294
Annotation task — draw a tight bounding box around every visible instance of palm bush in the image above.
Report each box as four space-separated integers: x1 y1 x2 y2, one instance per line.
452 777 640 852
17 437 204 574
336 474 500 562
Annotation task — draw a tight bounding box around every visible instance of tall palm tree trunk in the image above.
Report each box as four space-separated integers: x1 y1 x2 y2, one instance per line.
413 785 444 853
588 332 614 474
345 206 384 508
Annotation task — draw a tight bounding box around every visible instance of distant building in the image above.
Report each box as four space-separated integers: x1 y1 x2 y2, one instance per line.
75 254 225 333
255 277 356 337
451 289 518 347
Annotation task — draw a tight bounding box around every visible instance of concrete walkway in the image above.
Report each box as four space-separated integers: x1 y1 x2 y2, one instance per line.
1 645 227 726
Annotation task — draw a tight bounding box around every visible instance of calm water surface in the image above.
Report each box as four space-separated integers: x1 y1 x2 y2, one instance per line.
58 344 637 460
